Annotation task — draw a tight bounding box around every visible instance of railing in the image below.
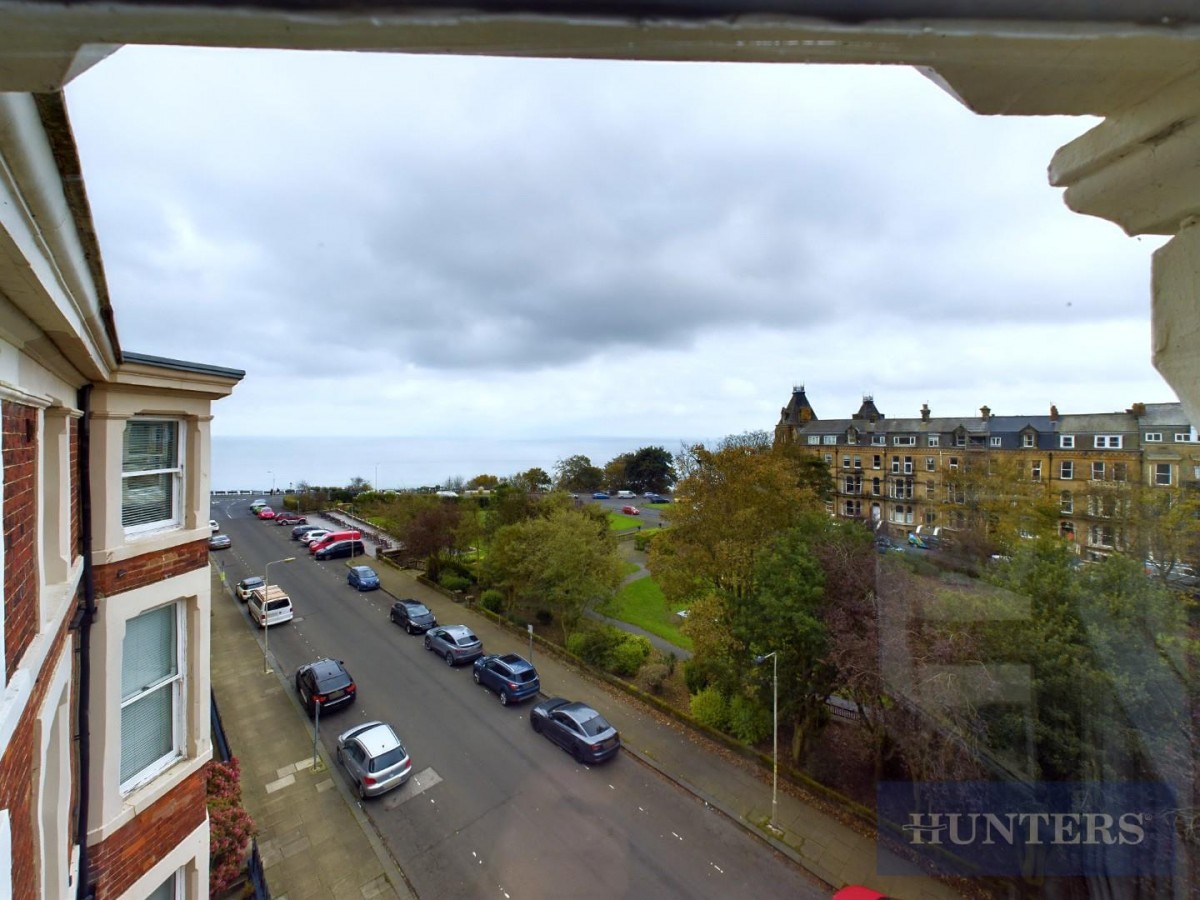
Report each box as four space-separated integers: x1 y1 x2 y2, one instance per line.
211 690 270 900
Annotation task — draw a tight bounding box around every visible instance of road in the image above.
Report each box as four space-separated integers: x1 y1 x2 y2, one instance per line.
211 496 825 900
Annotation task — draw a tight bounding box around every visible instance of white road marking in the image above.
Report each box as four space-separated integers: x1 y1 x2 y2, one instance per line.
710 863 724 874
672 831 682 840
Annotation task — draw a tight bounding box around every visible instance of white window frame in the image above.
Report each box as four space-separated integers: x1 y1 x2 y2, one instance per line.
1060 460 1074 480
1174 432 1195 443
1060 491 1073 514
927 435 940 448
1145 432 1162 442
925 457 935 472
823 453 832 464
871 435 886 446
1155 463 1172 486
805 435 820 445
948 457 959 471
1094 435 1123 449
822 435 838 445
841 456 851 469
122 419 184 535
893 435 916 447
120 603 186 794
1022 433 1035 448
853 456 862 469
1031 461 1042 481
872 455 882 470
903 456 914 475
1091 461 1105 481
1059 435 1075 449
990 436 1002 447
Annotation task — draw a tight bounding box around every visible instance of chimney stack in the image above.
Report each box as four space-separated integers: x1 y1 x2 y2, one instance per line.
980 405 991 420
920 403 930 422
1050 404 1059 421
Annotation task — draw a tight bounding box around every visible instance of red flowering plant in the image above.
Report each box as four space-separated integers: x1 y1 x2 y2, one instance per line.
206 757 256 896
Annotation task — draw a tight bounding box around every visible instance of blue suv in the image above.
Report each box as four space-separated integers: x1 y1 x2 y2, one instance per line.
472 653 540 706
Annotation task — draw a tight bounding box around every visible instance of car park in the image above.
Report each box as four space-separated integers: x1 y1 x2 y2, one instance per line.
591 491 609 499
295 658 356 718
292 524 322 540
472 653 540 705
621 505 640 516
530 697 621 764
424 625 483 666
390 599 436 634
208 533 232 550
314 539 366 560
336 720 412 799
235 575 265 601
347 565 380 591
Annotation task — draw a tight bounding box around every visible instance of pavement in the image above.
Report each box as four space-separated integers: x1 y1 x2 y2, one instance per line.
210 537 967 900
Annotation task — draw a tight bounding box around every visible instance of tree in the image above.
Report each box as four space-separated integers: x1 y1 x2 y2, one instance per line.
484 508 623 639
468 473 501 490
625 446 676 494
1121 483 1200 584
554 454 604 492
402 501 463 580
603 453 633 492
511 467 551 492
650 441 824 604
347 476 371 494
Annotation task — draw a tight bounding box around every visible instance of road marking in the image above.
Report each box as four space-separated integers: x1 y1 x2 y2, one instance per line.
710 862 724 874
383 767 442 809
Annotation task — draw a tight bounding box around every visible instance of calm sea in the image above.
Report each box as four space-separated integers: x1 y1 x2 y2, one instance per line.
211 435 710 493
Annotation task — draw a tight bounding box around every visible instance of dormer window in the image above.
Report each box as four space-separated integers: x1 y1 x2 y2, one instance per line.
1059 435 1075 449
1022 432 1035 448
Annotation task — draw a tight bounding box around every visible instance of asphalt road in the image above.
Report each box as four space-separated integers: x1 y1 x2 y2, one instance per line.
211 496 824 900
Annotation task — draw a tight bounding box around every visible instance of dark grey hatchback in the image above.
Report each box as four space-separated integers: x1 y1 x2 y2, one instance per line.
530 698 621 764
390 599 437 634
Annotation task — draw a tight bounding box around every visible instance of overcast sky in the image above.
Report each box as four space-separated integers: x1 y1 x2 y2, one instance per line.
63 45 1174 444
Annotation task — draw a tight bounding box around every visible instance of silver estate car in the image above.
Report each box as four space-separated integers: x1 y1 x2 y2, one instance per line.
336 721 412 799
423 625 483 666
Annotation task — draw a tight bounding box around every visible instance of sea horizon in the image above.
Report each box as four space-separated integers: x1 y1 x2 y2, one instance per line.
211 434 715 493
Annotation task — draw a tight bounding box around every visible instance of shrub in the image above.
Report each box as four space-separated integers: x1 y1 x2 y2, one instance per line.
566 627 622 668
633 531 655 552
440 573 471 592
206 758 255 896
683 657 715 695
479 590 504 614
607 634 652 677
727 694 773 744
636 662 670 695
689 686 729 731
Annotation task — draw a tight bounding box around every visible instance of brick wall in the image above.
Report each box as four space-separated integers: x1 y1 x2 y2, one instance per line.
93 541 209 598
86 767 207 898
0 619 73 899
4 400 40 674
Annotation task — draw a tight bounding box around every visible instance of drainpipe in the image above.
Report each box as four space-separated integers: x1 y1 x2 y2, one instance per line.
74 385 96 900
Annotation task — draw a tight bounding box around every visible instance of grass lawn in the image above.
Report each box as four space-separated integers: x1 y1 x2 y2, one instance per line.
600 576 693 652
620 560 640 577
607 512 644 531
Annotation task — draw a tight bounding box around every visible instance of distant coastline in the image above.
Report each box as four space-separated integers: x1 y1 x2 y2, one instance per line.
211 434 711 493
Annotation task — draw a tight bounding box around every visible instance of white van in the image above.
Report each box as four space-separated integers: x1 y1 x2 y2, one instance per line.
615 490 636 499
248 585 294 628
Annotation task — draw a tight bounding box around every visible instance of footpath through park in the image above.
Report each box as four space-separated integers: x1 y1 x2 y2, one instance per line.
210 550 965 900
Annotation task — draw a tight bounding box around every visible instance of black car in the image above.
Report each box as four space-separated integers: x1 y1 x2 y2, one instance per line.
295 658 356 718
530 698 621 764
291 524 322 540
390 599 437 634
314 539 366 560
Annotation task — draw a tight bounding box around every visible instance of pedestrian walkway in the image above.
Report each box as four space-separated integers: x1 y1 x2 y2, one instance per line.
210 566 413 900
210 551 964 900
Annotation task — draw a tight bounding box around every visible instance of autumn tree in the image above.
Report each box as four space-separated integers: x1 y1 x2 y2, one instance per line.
468 473 501 490
402 499 463 580
554 454 604 493
483 508 623 639
1120 483 1200 583
941 451 1058 561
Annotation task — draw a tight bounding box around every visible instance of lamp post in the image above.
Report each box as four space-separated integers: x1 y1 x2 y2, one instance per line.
753 651 779 833
268 470 275 495
262 556 295 674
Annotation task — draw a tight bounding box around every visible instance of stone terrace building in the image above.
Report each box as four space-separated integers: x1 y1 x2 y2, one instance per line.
775 387 1200 560
0 94 242 898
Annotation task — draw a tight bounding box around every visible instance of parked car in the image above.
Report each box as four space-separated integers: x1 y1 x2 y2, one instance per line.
235 575 265 601
472 653 540 705
390 599 437 634
249 498 267 513
615 490 636 499
336 720 412 799
314 539 366 560
257 507 276 520
621 505 640 516
295 658 356 718
276 513 307 526
591 491 610 499
292 524 322 540
423 625 483 666
643 493 670 504
529 698 621 764
209 518 220 532
347 565 380 591
208 533 232 550
300 529 330 545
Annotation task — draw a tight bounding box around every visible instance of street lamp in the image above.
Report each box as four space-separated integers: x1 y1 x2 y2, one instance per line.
753 651 779 833
262 556 295 674
267 470 275 495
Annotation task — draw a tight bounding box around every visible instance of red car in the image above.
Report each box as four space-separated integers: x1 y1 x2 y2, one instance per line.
257 507 276 520
621 505 640 515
